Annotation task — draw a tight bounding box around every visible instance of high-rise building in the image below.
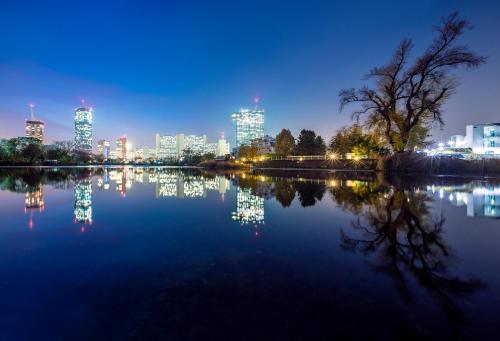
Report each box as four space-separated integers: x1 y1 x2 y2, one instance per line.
155 133 209 158
183 134 207 155
25 104 45 143
231 108 264 147
116 136 127 160
156 134 179 158
74 107 93 153
97 140 110 159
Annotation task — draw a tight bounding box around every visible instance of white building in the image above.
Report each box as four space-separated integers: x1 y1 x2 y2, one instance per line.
155 133 223 158
183 134 207 155
217 136 230 156
251 135 276 154
156 134 181 159
465 124 500 155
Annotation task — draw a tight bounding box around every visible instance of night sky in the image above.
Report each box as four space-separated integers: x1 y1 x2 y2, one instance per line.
1 0 499 148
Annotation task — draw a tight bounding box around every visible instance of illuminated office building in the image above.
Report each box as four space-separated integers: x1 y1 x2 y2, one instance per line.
251 135 276 154
116 136 127 160
232 108 264 147
184 134 207 155
97 140 110 159
74 107 93 153
74 179 92 224
25 104 45 143
155 133 209 158
205 142 218 155
156 134 180 158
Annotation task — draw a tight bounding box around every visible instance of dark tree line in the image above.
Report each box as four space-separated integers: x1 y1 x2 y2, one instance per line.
275 128 326 156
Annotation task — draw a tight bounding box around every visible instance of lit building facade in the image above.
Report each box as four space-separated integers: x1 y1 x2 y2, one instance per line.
97 140 110 159
466 124 500 155
25 120 45 143
251 135 276 154
184 134 207 155
155 133 213 158
156 134 180 159
217 135 230 156
205 143 218 155
116 136 127 160
232 108 264 147
25 104 45 143
74 107 93 153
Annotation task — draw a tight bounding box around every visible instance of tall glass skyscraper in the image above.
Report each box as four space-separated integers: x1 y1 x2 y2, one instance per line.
231 108 264 147
74 107 93 153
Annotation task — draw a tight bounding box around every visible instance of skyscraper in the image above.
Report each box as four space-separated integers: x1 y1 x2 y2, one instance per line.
231 105 264 147
74 107 93 153
25 104 45 143
116 136 127 160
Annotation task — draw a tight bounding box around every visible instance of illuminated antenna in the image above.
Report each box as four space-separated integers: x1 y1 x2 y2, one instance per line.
220 131 225 140
253 96 260 110
29 103 35 120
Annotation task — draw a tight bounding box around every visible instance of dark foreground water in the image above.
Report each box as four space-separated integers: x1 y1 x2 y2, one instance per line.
0 167 499 340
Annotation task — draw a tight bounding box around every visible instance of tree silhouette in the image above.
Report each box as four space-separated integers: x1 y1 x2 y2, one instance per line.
338 188 485 323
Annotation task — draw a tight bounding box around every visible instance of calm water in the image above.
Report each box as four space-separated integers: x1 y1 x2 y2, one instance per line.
0 167 499 340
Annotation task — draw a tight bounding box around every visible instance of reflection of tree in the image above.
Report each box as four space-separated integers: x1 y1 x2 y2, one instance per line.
0 168 83 193
275 181 296 208
338 188 485 324
330 180 384 214
295 182 325 207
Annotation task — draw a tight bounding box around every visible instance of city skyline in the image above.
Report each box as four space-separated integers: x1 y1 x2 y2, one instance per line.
1 1 500 147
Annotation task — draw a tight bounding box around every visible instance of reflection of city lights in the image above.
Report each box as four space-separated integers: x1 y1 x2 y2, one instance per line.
428 183 500 219
74 179 92 224
231 188 265 225
25 186 45 229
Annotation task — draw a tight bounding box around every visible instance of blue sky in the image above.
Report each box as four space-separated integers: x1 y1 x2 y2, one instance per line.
1 0 499 148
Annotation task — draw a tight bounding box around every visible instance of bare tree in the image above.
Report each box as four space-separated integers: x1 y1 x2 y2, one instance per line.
340 13 486 152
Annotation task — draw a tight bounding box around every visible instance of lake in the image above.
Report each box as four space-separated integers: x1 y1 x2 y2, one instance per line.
0 167 499 340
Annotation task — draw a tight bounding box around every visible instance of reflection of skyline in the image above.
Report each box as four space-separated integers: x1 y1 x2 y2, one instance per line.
74 179 93 226
25 185 45 229
231 187 265 226
426 183 500 219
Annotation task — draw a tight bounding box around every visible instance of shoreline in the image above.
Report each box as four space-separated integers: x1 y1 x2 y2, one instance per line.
2 164 500 180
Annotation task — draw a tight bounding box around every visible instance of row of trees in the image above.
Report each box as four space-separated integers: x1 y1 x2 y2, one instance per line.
273 126 386 158
274 129 326 156
0 137 79 165
0 137 218 165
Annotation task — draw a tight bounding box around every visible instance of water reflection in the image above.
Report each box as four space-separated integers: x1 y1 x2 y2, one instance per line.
427 182 500 219
74 179 93 227
25 185 45 229
334 184 485 323
0 167 497 336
